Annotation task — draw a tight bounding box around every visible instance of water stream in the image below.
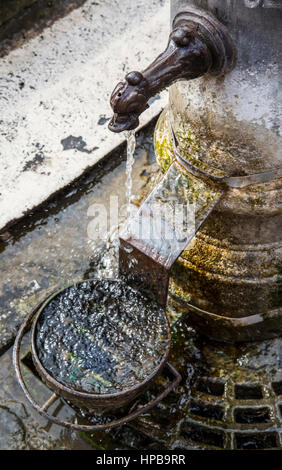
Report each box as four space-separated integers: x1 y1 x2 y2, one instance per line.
91 130 137 279
35 131 156 395
125 130 136 219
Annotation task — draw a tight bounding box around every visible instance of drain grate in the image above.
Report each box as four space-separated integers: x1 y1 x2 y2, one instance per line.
195 378 224 397
235 432 278 450
181 376 282 449
174 332 282 450
126 329 282 450
272 381 282 396
189 400 224 421
181 375 282 449
181 422 224 448
235 384 263 400
234 407 271 424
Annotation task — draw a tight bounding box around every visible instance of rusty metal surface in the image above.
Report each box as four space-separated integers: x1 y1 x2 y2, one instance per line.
108 8 236 132
155 109 282 340
119 239 170 308
153 0 282 341
170 296 282 343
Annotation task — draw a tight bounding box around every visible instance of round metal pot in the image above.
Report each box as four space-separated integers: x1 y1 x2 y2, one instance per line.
14 279 181 431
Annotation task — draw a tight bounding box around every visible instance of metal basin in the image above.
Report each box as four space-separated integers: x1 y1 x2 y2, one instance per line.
14 279 181 431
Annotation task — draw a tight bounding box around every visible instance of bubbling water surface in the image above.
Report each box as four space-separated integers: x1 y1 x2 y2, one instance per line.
36 280 169 394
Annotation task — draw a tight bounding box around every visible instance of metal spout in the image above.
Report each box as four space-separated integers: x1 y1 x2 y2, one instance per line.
109 8 236 133
119 162 223 307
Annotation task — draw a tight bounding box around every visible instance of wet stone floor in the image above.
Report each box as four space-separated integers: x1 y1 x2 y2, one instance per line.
0 123 281 450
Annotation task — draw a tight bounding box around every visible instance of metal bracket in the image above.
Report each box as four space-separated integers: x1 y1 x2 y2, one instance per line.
171 127 282 189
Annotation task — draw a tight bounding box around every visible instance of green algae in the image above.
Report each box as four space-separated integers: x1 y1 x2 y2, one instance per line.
154 107 174 173
154 107 234 179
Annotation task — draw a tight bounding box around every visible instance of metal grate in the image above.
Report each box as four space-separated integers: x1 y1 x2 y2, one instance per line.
127 322 282 450
178 373 281 449
179 376 282 449
19 318 282 450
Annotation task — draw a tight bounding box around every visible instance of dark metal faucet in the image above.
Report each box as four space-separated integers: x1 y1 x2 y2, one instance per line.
109 9 236 133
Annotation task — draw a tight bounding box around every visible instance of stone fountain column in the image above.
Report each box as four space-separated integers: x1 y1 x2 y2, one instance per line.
154 0 282 341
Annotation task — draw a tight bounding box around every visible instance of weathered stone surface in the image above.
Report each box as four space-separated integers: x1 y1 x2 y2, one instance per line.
0 0 169 233
0 1 87 47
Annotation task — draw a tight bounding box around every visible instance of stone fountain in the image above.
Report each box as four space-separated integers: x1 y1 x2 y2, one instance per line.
109 0 282 343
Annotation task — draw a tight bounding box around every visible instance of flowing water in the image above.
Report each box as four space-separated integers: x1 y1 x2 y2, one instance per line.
125 130 136 219
36 280 169 394
91 130 137 279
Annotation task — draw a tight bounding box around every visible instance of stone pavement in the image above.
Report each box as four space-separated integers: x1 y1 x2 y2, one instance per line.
0 0 169 233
